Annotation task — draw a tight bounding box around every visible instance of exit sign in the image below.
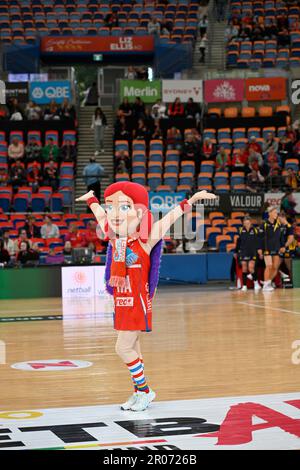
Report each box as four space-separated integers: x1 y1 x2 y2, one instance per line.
93 54 103 61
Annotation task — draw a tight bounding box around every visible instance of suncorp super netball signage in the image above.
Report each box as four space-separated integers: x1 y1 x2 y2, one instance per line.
61 266 108 298
120 80 161 103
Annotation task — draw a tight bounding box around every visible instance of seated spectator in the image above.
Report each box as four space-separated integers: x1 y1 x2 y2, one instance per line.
2 231 16 256
116 159 128 175
181 134 198 162
60 139 77 162
43 160 58 191
264 19 278 39
144 108 155 134
17 241 39 266
114 116 131 141
105 12 118 29
10 160 26 192
231 149 247 170
247 169 265 190
23 215 41 239
135 66 148 81
285 168 299 191
148 16 161 35
185 98 201 121
0 239 10 265
14 229 32 252
151 99 167 119
7 98 23 120
25 101 42 120
266 149 281 178
59 98 76 121
248 136 262 154
293 139 300 159
63 240 73 257
41 215 60 239
44 100 60 120
133 119 149 141
8 138 24 162
45 248 64 265
0 104 8 119
0 166 8 186
216 147 231 171
168 98 185 117
115 150 130 170
281 191 298 217
118 98 132 118
278 28 290 47
151 124 163 140
286 125 297 143
225 24 239 41
85 220 105 252
25 137 42 162
42 138 59 162
166 127 182 151
278 136 294 164
248 148 264 171
27 161 42 193
132 97 145 119
200 138 216 160
65 223 85 248
262 133 278 159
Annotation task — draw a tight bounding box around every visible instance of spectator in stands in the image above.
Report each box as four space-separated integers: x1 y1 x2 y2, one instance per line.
200 137 216 161
133 119 150 141
85 82 99 106
45 248 64 265
225 23 239 41
0 166 8 186
168 98 185 117
14 229 32 252
60 139 77 162
42 137 59 162
0 104 8 119
151 99 167 119
216 147 231 171
43 160 58 191
293 139 300 159
17 241 39 266
262 133 278 159
264 19 278 39
148 17 161 36
278 136 294 164
115 149 130 170
114 116 131 141
7 98 23 120
25 137 42 162
0 239 10 265
105 12 118 29
285 168 299 191
199 33 207 63
41 215 60 239
266 149 281 186
44 100 60 120
281 191 298 218
232 149 247 170
166 127 182 151
83 157 105 201
125 66 137 80
248 148 264 171
118 98 132 118
25 101 42 120
84 220 102 250
286 125 296 143
27 161 42 193
63 240 73 257
136 67 148 81
23 215 40 239
132 97 145 119
143 108 155 134
65 223 85 248
8 137 24 162
247 169 265 190
199 15 208 36
278 28 290 47
91 107 108 155
248 136 262 154
151 124 163 140
59 98 76 122
2 231 15 256
116 159 128 175
185 98 201 122
10 160 26 192
181 133 198 162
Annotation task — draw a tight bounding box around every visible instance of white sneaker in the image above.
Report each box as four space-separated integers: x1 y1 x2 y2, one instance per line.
241 286 248 292
94 151 99 156
247 273 253 281
280 271 289 280
263 282 274 292
254 281 262 291
120 393 137 410
130 389 156 412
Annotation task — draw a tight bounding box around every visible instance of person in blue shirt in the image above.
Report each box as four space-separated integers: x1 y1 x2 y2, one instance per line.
83 157 106 201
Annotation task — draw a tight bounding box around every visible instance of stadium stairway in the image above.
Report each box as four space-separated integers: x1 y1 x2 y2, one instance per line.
75 106 114 212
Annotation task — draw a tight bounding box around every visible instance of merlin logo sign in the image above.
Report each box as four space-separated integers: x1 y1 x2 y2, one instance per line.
0 393 300 449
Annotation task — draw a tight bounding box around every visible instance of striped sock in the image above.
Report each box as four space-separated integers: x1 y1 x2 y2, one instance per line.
132 358 144 392
127 358 149 394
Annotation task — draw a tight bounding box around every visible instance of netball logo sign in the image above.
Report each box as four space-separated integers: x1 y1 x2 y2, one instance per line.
62 266 94 298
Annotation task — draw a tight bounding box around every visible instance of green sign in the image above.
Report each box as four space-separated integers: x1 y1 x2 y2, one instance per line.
93 54 103 61
120 80 161 103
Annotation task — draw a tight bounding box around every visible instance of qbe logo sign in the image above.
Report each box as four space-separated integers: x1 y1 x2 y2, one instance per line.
30 81 71 104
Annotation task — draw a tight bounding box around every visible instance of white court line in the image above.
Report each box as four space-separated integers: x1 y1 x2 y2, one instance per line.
237 301 300 315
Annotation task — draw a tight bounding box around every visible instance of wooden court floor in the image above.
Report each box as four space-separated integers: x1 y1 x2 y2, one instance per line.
1 286 300 411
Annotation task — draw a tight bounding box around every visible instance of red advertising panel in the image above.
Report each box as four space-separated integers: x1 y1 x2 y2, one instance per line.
41 36 154 54
204 79 244 103
245 77 286 101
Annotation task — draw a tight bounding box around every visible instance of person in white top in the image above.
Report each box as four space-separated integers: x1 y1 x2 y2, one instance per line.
91 107 108 155
151 99 167 119
2 231 16 256
40 215 60 239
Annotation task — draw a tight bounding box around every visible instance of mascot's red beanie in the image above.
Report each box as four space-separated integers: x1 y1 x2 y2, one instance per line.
104 182 153 242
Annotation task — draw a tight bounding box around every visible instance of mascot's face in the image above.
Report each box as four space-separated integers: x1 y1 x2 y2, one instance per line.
105 190 143 237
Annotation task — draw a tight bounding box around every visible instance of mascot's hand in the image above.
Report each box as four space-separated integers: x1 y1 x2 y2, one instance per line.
188 190 217 205
76 190 95 202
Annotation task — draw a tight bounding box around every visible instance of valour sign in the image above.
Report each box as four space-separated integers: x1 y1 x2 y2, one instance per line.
120 80 161 103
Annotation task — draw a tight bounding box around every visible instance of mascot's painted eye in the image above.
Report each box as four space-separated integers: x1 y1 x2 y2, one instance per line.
105 204 113 213
120 204 131 212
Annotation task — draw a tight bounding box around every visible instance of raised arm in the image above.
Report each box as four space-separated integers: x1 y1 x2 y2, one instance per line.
147 190 217 249
75 190 106 233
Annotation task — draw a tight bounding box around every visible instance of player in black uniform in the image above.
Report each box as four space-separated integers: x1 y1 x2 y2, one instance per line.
236 216 261 291
278 212 296 284
258 206 284 292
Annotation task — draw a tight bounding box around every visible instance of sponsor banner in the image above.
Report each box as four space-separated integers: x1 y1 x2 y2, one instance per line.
0 392 300 449
5 82 29 103
162 80 203 103
149 191 187 213
29 80 72 104
264 192 300 212
204 79 244 103
203 193 264 213
61 266 108 298
11 359 92 371
245 77 286 101
41 36 154 54
120 80 161 103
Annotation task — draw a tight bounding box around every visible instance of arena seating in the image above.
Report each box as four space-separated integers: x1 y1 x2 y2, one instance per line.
0 0 199 45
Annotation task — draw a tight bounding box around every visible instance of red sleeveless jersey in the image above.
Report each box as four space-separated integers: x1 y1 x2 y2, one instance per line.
112 238 152 332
